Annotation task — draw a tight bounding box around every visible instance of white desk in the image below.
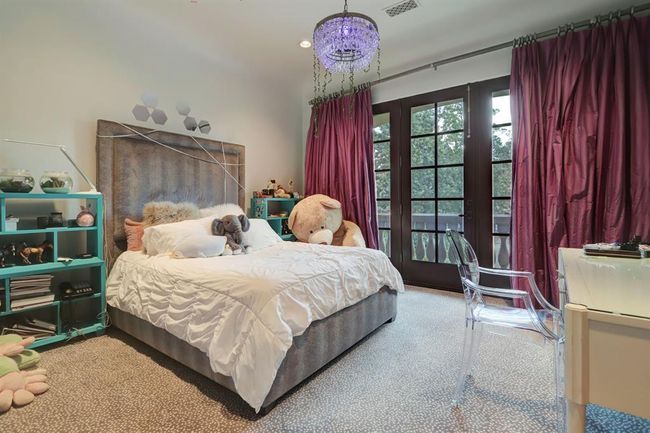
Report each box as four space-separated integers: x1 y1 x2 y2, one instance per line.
559 248 650 432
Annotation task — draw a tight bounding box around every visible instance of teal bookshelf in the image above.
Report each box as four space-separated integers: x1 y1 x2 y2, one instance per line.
0 192 105 348
250 197 300 241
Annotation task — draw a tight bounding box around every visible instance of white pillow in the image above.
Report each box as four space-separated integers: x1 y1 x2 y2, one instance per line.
143 219 209 256
172 235 227 258
242 219 283 252
200 203 245 218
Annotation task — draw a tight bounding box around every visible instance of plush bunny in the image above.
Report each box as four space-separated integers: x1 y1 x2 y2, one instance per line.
0 335 49 413
211 214 250 255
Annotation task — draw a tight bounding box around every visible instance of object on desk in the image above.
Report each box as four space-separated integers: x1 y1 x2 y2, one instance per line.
57 257 73 263
75 205 95 227
620 235 645 251
40 171 73 194
0 169 35 193
4 216 19 231
18 240 53 265
76 252 93 259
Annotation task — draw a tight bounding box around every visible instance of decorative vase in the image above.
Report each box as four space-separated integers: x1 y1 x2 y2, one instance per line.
40 171 73 194
0 169 35 193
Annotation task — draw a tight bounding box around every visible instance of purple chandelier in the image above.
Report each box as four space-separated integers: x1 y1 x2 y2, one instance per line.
312 0 380 100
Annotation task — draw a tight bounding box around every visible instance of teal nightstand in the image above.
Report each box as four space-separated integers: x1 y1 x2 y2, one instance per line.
250 197 300 241
0 192 105 348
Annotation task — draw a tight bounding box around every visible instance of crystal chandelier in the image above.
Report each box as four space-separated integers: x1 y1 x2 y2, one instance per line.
312 0 380 101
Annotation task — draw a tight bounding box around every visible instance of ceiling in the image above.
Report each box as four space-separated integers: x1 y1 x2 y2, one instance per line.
116 0 638 89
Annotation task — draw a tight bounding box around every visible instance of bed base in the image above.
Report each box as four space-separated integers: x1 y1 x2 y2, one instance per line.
108 286 397 412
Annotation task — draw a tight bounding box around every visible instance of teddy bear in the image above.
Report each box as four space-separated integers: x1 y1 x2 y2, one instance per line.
0 334 49 413
211 214 250 255
288 194 365 247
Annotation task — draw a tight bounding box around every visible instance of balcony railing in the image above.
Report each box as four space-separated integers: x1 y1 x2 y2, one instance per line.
376 213 511 268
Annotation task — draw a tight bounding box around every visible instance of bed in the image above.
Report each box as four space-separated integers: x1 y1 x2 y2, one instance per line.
96 119 403 413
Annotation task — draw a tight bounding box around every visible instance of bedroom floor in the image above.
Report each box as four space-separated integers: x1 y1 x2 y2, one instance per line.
2 286 636 433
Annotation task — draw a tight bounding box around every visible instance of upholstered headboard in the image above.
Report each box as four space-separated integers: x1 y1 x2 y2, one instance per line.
96 119 245 271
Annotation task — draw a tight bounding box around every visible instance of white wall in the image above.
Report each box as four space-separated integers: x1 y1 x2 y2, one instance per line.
371 50 511 104
0 1 304 211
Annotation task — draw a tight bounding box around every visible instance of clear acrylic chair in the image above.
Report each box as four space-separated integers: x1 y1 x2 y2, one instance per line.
446 230 565 431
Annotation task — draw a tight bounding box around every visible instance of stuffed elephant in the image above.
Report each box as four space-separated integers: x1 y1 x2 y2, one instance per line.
211 214 250 255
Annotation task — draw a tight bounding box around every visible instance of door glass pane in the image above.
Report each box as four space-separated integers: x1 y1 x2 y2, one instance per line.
378 229 391 257
373 112 390 141
377 201 390 229
374 112 392 258
374 141 390 170
492 199 511 234
437 232 454 265
412 232 435 262
437 166 463 198
491 91 512 270
438 200 464 232
411 201 435 231
438 132 464 165
410 98 464 265
492 235 511 269
375 171 390 199
492 126 512 161
492 163 512 196
437 99 464 132
411 104 435 135
411 169 435 199
492 93 511 125
411 137 435 167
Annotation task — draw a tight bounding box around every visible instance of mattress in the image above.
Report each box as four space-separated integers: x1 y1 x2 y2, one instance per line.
106 242 404 411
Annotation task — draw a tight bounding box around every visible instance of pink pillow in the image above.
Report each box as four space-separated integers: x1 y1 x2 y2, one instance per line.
124 218 144 251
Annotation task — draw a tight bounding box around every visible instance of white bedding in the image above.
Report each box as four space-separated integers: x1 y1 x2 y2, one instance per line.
106 241 404 411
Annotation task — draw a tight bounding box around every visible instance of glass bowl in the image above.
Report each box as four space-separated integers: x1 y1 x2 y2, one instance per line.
0 169 35 193
40 171 73 194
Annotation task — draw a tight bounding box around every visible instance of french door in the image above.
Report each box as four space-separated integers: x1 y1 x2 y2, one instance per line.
373 77 511 291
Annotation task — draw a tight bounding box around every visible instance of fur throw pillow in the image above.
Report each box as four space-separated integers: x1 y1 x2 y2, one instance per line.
142 201 200 228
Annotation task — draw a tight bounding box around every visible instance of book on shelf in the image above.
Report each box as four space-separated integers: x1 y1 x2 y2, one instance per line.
6 274 55 309
11 294 55 310
1 317 57 339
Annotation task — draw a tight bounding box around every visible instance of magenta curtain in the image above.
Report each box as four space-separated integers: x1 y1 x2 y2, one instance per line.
510 16 650 307
305 88 379 249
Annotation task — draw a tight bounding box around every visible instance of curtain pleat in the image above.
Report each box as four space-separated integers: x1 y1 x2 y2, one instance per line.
511 16 650 307
304 88 379 249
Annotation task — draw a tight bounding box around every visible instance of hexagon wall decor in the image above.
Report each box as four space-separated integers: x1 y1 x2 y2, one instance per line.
132 104 151 122
151 109 168 125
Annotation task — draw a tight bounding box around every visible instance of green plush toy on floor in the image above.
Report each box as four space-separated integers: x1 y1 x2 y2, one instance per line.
0 334 49 413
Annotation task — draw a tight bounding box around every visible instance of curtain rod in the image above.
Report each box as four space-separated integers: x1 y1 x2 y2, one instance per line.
370 2 650 87
309 1 650 105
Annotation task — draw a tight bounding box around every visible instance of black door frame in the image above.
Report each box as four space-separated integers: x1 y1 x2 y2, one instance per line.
372 76 510 292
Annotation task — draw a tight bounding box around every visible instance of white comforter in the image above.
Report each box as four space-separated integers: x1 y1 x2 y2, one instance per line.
106 242 404 411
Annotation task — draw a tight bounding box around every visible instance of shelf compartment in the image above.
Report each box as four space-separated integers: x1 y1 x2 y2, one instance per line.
0 226 97 235
0 193 102 200
0 257 104 278
27 322 105 349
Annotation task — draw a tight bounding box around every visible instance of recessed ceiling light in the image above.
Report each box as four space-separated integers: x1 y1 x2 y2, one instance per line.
300 40 312 48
